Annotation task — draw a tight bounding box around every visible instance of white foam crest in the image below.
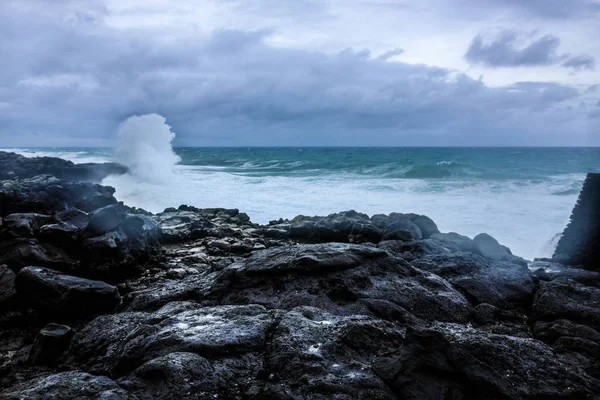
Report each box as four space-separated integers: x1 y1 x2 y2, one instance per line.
113 114 181 183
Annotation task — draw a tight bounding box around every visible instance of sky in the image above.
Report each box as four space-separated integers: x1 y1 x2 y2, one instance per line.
1 0 599 146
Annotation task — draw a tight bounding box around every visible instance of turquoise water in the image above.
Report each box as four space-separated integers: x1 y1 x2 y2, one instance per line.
5 147 600 259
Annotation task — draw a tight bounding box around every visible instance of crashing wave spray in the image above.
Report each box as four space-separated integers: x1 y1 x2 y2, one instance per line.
114 114 181 182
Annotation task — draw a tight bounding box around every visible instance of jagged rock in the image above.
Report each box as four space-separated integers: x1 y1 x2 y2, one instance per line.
266 307 400 399
0 151 127 182
532 278 600 330
69 303 275 376
1 213 53 238
413 253 535 308
0 371 133 399
0 264 17 306
373 324 600 400
29 323 73 366
210 243 471 323
15 266 121 318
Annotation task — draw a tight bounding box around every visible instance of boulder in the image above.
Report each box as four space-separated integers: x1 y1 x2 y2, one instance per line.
29 323 74 366
430 232 474 252
382 219 422 241
473 233 527 265
85 203 127 236
0 371 133 400
15 266 121 318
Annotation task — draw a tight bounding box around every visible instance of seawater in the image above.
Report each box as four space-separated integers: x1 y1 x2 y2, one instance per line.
4 146 600 260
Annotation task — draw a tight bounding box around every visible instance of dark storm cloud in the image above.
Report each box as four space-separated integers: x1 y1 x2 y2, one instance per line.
465 30 596 70
0 0 598 146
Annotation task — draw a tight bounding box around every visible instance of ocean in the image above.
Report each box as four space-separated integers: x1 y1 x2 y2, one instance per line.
4 146 600 261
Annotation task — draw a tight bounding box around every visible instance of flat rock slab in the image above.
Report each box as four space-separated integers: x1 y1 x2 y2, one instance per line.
15 266 121 318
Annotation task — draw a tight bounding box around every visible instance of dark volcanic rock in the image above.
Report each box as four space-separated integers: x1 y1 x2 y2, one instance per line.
0 238 76 271
15 266 121 318
86 203 128 236
0 371 133 400
413 253 535 308
373 324 600 400
117 352 218 399
532 278 600 330
29 323 74 366
68 303 275 376
473 233 527 265
210 243 472 323
430 232 474 252
0 151 127 182
265 306 400 399
1 213 53 238
0 175 117 217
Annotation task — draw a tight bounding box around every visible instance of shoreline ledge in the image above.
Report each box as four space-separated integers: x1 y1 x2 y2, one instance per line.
0 151 599 399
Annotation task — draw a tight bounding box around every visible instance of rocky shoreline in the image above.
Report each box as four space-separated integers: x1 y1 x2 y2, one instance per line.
0 151 599 399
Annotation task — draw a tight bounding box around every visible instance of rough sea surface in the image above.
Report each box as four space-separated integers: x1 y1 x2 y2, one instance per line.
5 146 600 260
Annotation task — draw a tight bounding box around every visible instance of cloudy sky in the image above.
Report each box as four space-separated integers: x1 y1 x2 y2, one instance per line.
1 0 599 146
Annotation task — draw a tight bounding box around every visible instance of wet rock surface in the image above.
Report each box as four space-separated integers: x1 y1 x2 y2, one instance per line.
1 155 599 399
